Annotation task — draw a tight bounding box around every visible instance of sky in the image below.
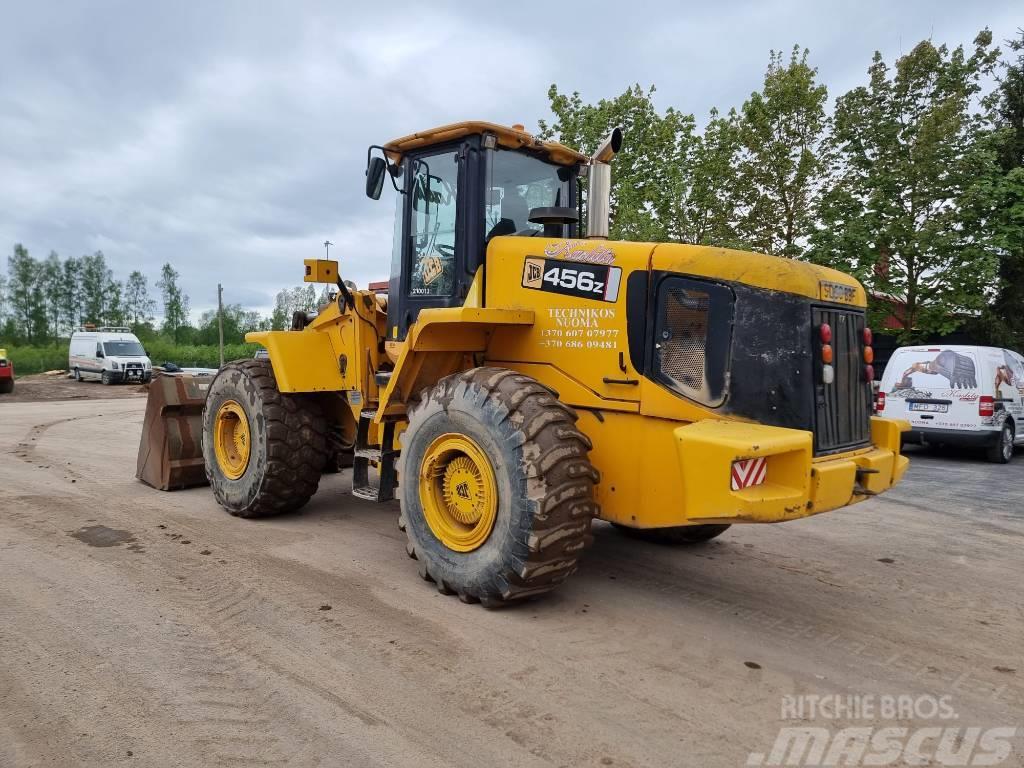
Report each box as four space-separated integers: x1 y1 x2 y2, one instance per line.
1 0 1019 319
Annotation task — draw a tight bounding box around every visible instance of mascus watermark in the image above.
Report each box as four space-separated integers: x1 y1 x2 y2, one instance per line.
747 695 1017 767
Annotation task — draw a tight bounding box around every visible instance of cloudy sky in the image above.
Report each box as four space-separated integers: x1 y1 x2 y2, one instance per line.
1 1 1018 318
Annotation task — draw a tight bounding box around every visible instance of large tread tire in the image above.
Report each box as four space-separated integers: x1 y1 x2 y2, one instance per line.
203 359 328 518
611 522 730 545
399 367 599 607
0 377 12 394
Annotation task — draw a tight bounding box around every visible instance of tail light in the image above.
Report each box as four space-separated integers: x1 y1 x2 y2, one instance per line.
863 346 874 364
819 324 833 383
864 364 875 382
821 344 834 364
819 323 832 343
876 391 885 413
979 396 994 417
862 327 873 346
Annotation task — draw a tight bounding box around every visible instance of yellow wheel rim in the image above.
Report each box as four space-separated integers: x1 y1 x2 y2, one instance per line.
213 400 251 480
419 433 498 552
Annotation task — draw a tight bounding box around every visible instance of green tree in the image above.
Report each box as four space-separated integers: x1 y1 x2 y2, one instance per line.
156 263 190 340
80 251 112 325
539 84 697 241
810 31 1001 340
40 251 63 337
736 46 828 257
7 244 47 343
270 285 317 330
977 30 1024 347
61 256 83 332
673 108 744 246
124 270 157 326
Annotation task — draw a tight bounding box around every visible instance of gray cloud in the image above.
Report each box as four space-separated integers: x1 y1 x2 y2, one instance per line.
1 0 1018 318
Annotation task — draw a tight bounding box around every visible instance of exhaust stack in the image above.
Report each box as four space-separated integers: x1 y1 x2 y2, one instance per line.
586 127 623 239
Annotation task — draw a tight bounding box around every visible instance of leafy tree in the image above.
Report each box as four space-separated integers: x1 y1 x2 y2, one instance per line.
62 256 83 332
124 270 156 326
106 278 126 326
156 263 190 340
736 46 828 257
196 304 267 345
270 285 318 330
977 30 1024 348
40 251 63 337
673 108 744 246
539 84 697 241
0 271 8 326
809 31 1001 340
80 251 112 325
7 244 47 343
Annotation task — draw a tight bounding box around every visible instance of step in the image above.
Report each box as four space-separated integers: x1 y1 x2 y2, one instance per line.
354 447 399 462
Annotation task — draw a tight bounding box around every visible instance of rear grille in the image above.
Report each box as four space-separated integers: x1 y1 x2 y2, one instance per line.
812 307 871 454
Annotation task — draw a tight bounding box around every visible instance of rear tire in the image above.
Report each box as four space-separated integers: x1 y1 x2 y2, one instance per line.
399 367 599 606
986 423 1014 464
203 359 328 518
611 522 731 545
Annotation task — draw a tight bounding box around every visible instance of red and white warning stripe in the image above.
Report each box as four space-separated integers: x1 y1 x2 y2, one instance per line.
731 456 767 491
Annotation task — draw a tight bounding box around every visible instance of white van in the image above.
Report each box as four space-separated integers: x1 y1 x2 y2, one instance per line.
877 345 1024 463
69 327 153 385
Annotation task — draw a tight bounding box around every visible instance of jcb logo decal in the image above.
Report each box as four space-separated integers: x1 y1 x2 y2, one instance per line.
523 258 544 289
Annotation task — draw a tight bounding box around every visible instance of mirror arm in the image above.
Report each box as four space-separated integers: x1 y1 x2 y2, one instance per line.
367 145 404 194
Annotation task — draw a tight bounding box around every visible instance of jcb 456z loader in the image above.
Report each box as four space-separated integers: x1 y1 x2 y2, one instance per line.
203 121 909 606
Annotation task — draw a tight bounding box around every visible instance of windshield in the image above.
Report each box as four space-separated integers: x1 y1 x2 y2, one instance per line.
485 149 575 239
104 341 146 356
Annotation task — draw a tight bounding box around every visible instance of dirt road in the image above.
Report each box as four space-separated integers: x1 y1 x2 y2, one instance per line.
1 397 1021 767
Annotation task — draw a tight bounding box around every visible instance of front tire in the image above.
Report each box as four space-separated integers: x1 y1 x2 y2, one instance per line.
399 368 599 606
101 371 113 385
611 523 731 545
203 359 328 518
986 423 1014 464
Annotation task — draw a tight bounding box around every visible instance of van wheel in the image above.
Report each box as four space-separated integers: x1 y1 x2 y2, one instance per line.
611 523 731 544
101 371 113 385
986 423 1014 464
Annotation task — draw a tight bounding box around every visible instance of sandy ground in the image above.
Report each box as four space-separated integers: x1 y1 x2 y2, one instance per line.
0 395 1022 768
0 372 149 404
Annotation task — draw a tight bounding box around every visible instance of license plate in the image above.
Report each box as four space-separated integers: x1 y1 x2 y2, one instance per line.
909 402 947 413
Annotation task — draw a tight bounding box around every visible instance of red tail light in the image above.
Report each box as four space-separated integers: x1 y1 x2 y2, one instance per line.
875 391 885 413
979 396 994 417
819 323 832 343
864 364 875 382
862 327 873 346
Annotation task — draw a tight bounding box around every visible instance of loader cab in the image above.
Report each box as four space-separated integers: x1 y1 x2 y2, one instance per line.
366 122 584 340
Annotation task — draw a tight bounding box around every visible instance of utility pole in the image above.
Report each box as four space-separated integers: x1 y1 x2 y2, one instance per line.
324 240 333 259
217 283 225 368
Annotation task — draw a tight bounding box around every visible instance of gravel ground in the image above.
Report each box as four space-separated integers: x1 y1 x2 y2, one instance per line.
0 394 1021 767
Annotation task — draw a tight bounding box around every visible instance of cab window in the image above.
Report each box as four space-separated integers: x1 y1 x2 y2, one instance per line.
485 149 575 239
409 150 459 297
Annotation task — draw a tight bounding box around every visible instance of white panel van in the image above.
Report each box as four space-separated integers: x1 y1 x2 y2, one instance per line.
877 345 1024 463
69 327 153 385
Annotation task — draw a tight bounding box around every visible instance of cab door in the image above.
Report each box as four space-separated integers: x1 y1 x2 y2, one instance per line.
386 139 484 341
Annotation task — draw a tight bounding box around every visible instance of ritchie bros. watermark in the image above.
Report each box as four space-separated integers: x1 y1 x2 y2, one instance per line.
747 694 1017 767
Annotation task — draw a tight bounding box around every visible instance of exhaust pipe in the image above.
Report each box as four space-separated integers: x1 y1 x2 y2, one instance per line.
586 127 623 239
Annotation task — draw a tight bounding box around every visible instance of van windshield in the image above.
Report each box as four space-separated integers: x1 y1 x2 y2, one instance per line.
104 341 146 357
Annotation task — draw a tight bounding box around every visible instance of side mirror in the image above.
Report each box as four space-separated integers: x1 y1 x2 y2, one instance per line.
366 156 387 200
97 349 105 359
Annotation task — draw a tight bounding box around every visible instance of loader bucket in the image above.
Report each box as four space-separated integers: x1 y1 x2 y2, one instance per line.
136 372 211 490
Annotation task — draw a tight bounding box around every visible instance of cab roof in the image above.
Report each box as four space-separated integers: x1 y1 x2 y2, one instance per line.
383 121 588 166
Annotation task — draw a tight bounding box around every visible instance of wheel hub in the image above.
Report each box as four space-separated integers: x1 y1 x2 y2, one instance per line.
419 434 498 552
214 400 251 480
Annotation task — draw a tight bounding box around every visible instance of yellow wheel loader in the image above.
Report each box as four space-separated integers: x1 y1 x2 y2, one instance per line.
202 121 909 606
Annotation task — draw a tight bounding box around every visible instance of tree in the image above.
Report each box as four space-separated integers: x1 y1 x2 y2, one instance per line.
62 256 83 332
40 251 63 337
156 263 190 340
270 285 317 330
977 29 1024 348
736 46 828 257
539 84 697 241
124 270 156 326
80 251 112 326
809 31 1002 340
7 244 46 343
673 108 744 247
